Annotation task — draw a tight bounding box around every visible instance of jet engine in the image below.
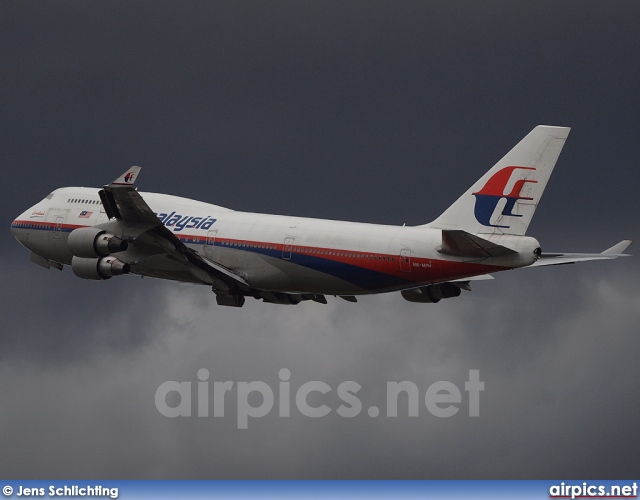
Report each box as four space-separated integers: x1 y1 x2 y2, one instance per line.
71 256 130 280
68 227 128 258
401 283 462 304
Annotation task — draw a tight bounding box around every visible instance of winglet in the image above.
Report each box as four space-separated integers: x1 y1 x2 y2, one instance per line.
601 240 632 256
110 166 141 186
100 166 143 220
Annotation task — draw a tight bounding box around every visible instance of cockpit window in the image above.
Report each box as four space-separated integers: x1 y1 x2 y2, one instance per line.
45 192 54 200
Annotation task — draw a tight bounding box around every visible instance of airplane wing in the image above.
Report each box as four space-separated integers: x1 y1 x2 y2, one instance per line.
529 240 632 267
98 167 249 293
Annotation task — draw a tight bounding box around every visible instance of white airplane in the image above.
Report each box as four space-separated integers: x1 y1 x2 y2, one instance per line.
11 126 631 307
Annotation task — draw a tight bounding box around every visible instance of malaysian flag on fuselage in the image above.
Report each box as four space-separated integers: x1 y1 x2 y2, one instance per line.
79 211 93 218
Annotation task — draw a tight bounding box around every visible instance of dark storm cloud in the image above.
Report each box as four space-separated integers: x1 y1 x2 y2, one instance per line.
1 1 638 479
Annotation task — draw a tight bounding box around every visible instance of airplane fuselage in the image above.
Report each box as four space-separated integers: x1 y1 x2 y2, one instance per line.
11 187 527 296
10 127 630 307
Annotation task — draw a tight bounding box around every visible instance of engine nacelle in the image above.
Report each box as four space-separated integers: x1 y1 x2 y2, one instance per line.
71 256 130 280
401 283 462 304
68 227 128 258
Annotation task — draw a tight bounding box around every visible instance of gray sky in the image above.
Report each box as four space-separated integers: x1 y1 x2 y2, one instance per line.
1 1 639 479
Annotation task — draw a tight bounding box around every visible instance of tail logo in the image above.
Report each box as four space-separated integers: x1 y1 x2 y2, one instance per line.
472 166 537 228
123 172 135 184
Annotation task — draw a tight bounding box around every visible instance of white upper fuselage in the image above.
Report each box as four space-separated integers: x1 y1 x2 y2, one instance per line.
11 187 527 295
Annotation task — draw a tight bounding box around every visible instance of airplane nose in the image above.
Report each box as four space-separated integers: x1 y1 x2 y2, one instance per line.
10 208 35 246
10 214 25 242
10 219 25 250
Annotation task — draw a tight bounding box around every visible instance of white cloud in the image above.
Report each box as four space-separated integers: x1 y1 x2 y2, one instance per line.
1 260 638 478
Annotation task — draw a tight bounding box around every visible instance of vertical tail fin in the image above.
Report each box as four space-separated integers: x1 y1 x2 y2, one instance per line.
426 125 570 236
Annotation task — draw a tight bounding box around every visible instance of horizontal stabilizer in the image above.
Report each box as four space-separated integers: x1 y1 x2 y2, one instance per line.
438 230 517 258
530 240 632 267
